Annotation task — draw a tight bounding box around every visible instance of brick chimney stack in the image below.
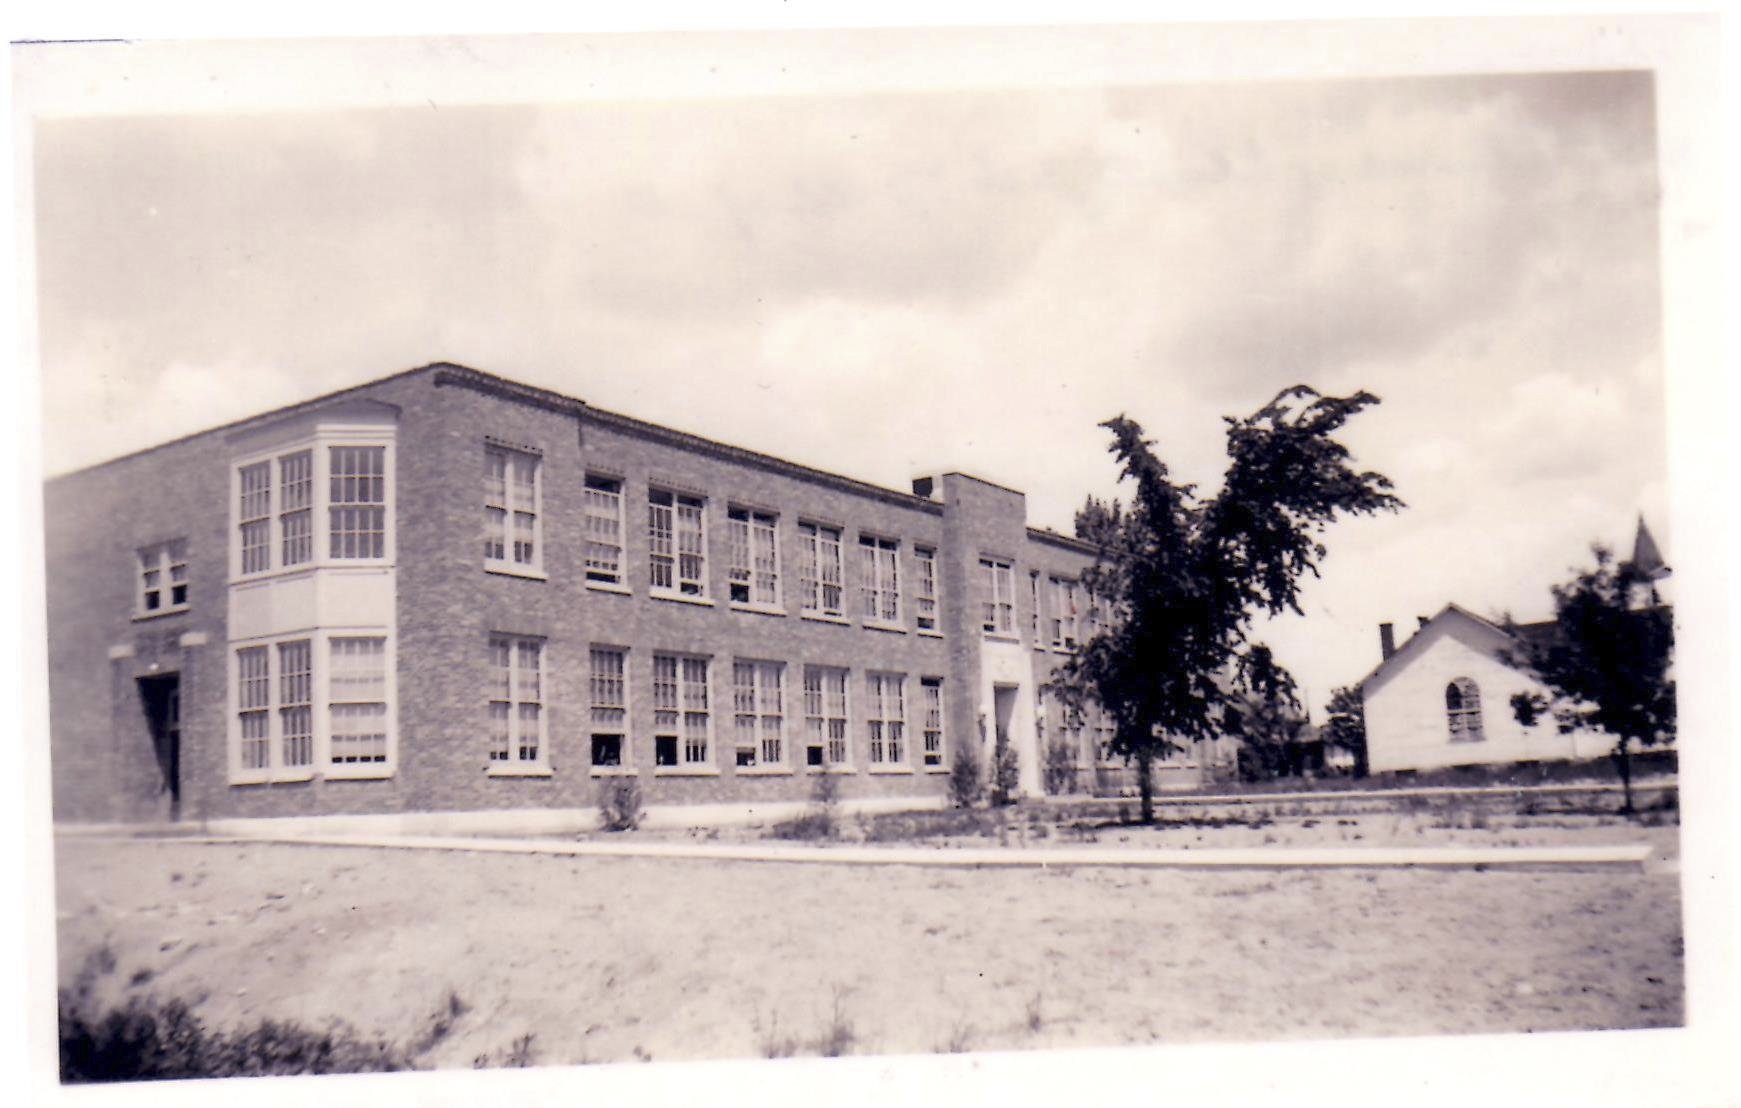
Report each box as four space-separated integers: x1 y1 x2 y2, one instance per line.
1379 622 1396 660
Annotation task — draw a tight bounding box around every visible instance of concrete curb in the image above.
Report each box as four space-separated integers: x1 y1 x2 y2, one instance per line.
71 831 1658 872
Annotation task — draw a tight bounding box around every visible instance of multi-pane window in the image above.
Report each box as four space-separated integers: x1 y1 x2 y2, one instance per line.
914 547 939 632
484 445 540 570
858 535 900 623
649 489 707 597
732 660 784 767
1029 571 1042 643
279 451 314 567
1050 578 1081 650
728 508 780 606
799 522 844 617
1446 678 1485 743
921 678 945 767
137 540 189 614
653 654 711 767
584 475 625 585
980 558 1015 634
865 672 906 765
488 635 545 767
329 446 387 559
589 647 628 768
239 462 272 575
803 665 850 766
278 639 313 770
330 637 388 765
237 646 271 772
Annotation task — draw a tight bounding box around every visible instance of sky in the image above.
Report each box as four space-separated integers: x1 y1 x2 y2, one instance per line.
22 35 1672 716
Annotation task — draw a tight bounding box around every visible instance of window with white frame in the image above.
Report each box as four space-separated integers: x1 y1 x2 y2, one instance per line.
921 677 945 766
235 440 391 577
589 646 628 768
584 475 625 586
484 445 541 572
488 635 545 768
329 446 387 559
732 660 784 767
914 546 938 632
1445 678 1485 743
329 636 388 765
859 535 900 624
798 522 844 617
233 636 322 781
1029 570 1042 643
728 507 780 606
803 665 849 767
980 558 1015 634
649 489 707 597
1050 577 1081 650
653 653 711 767
279 451 314 567
137 540 189 615
865 672 906 765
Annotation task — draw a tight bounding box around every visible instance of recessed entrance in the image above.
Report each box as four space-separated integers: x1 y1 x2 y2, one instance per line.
137 674 181 821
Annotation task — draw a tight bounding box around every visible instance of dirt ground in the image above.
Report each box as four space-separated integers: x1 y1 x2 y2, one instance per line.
52 812 1684 1071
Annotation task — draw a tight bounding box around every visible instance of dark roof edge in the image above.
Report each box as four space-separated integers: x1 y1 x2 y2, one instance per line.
43 361 450 482
1026 527 1100 556
583 405 945 517
431 365 588 417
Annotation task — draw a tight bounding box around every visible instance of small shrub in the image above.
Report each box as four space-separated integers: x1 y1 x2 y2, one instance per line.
818 987 856 1058
770 772 841 841
1024 992 1044 1034
948 743 986 808
991 742 1021 807
597 777 644 832
1042 740 1079 796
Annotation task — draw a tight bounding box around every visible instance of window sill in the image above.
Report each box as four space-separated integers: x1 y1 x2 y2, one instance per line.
734 765 795 776
982 632 1020 644
486 764 553 777
228 770 316 786
590 766 640 777
923 764 950 774
867 764 915 775
585 580 632 596
1051 646 1079 656
800 611 851 626
652 766 722 777
916 628 944 639
485 562 547 581
730 601 787 618
325 765 392 781
807 764 857 775
862 621 907 635
132 606 190 622
650 591 716 608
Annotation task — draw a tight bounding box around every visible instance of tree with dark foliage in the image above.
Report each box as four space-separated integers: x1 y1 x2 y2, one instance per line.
1323 685 1369 777
1054 386 1402 822
1506 544 1674 815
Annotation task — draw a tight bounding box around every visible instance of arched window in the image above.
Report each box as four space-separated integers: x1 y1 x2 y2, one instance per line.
1445 678 1485 743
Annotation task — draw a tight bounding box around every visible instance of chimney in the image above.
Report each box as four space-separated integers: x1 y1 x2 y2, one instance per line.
1417 615 1430 630
911 476 935 499
1379 623 1396 660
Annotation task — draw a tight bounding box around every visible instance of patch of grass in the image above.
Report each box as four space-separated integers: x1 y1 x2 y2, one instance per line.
756 1009 800 1060
818 986 856 1058
940 1018 974 1054
474 1033 539 1070
1024 992 1045 1034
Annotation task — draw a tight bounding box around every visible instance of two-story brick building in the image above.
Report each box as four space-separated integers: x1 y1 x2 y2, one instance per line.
45 362 1127 829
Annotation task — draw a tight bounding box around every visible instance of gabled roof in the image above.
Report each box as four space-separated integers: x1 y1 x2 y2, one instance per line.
1355 602 1536 697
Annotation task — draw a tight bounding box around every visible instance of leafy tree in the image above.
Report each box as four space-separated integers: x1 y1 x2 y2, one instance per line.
1055 386 1402 822
1506 545 1674 815
1323 685 1369 777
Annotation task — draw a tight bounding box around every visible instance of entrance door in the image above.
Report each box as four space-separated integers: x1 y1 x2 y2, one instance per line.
992 684 1018 752
138 675 181 821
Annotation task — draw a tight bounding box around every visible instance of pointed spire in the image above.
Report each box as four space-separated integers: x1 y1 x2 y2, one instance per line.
1631 515 1669 580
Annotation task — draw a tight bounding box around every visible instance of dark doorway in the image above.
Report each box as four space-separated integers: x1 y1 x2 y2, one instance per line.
137 674 181 821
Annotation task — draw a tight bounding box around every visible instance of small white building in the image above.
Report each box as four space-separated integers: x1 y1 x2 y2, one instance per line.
1358 604 1611 774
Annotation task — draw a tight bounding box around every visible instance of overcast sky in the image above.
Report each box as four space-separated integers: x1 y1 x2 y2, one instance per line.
25 36 1670 714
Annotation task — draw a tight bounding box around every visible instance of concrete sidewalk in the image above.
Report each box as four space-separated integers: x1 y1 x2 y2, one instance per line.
83 829 1659 872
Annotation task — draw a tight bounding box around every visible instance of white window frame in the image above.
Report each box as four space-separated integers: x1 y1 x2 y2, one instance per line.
229 630 396 784
583 474 627 589
920 677 946 768
589 645 632 773
1029 570 1043 647
484 444 544 577
653 652 715 772
914 546 939 634
980 558 1015 635
1446 677 1486 743
803 665 851 769
135 540 190 617
727 507 781 609
649 488 709 599
231 432 395 581
732 659 786 770
799 522 845 619
865 671 907 767
1050 577 1081 651
858 534 901 626
488 634 549 774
